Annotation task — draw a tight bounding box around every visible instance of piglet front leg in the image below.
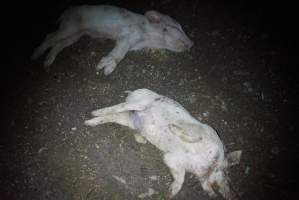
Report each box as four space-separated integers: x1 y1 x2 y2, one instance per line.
96 37 131 75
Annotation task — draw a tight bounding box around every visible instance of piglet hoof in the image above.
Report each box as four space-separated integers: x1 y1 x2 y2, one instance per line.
44 55 55 68
84 119 99 127
168 183 181 199
96 56 117 75
134 134 147 144
31 47 42 60
31 52 38 61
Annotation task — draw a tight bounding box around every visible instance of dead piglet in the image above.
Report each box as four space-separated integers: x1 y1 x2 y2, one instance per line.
85 89 242 199
32 5 193 75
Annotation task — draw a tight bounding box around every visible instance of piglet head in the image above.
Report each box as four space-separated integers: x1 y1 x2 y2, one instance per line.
145 10 194 52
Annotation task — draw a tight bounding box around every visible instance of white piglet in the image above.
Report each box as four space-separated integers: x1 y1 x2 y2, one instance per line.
85 89 242 199
32 5 193 75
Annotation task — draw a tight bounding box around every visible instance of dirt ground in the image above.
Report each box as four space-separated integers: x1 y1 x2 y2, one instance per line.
1 1 297 200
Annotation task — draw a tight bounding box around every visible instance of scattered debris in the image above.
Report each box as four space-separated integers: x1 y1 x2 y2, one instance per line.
220 100 228 111
243 81 253 92
245 166 250 175
203 112 209 118
197 115 203 121
149 175 159 181
260 92 265 100
38 147 48 154
112 175 127 185
138 188 157 199
221 119 228 125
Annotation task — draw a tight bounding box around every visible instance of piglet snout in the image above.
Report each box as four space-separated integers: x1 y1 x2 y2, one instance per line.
186 37 194 49
177 39 194 51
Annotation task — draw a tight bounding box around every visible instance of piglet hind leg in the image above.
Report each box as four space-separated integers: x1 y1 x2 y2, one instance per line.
91 102 146 117
32 27 76 60
31 32 57 60
84 112 134 129
200 179 217 198
163 153 186 198
44 33 82 67
208 170 239 200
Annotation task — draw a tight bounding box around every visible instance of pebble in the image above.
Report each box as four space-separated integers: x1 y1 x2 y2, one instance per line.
243 82 253 92
203 112 209 117
138 188 156 199
149 175 158 181
245 166 250 175
112 175 127 185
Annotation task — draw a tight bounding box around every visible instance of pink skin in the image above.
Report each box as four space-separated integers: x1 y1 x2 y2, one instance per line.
85 89 242 199
31 5 194 75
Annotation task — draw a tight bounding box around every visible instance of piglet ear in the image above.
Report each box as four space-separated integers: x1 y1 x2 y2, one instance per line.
168 123 203 143
145 10 162 23
227 150 242 167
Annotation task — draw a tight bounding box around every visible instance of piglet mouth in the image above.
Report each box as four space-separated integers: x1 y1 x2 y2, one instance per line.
177 39 194 51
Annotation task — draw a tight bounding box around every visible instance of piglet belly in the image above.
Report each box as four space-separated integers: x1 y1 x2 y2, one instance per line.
130 111 185 153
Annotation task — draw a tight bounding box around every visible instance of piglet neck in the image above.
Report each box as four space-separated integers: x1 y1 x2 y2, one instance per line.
143 25 163 41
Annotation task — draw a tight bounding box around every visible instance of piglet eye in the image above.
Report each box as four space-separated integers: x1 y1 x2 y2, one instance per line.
163 27 168 32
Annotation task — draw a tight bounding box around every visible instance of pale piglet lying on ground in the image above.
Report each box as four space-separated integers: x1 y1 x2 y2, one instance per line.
85 89 242 199
32 5 193 75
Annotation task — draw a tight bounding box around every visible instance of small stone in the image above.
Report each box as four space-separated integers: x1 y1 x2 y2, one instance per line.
149 175 158 181
243 82 253 92
197 116 203 121
245 166 250 174
203 112 209 117
112 175 126 185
